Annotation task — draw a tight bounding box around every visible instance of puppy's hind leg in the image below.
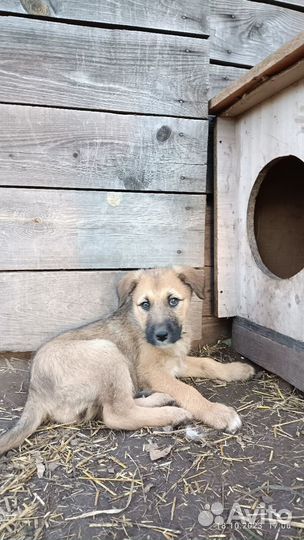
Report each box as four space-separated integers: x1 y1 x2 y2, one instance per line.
134 393 176 407
102 363 191 430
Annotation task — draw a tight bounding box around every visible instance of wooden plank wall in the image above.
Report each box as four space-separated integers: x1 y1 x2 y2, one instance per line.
0 0 228 351
2 0 301 351
5 1 304 98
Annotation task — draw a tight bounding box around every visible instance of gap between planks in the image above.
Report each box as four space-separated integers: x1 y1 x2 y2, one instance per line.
0 100 209 122
0 10 210 39
0 186 208 196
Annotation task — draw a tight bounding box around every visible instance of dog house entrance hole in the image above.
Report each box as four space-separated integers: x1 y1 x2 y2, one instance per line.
248 155 304 279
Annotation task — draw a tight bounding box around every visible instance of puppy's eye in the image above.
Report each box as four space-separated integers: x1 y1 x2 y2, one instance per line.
140 300 150 311
168 297 180 307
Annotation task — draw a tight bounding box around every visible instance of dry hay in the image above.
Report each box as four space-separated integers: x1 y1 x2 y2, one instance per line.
0 344 303 540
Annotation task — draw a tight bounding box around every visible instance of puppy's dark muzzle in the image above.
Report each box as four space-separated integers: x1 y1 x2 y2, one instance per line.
146 320 181 347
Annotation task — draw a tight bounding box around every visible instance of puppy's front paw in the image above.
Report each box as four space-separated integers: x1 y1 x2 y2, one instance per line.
224 361 255 382
207 403 242 433
224 408 242 434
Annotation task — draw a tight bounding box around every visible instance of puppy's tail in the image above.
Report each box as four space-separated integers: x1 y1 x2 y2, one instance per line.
0 396 45 455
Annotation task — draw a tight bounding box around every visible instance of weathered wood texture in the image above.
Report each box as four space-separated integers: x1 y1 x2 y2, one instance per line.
210 31 304 115
214 118 238 318
3 0 304 67
0 204 213 350
0 270 226 351
209 0 304 66
0 189 205 269
201 199 231 345
208 7 304 348
250 0 304 10
0 0 209 35
233 317 304 391
0 271 204 351
201 199 232 345
221 58 304 117
0 1 231 349
0 105 207 193
0 17 209 118
209 65 249 99
215 79 304 341
235 80 304 342
3 1 303 98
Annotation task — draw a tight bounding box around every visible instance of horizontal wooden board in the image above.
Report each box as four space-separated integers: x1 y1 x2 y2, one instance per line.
0 105 207 193
0 17 209 117
209 0 304 66
0 189 205 269
209 64 249 99
0 271 203 351
233 317 304 391
0 0 209 36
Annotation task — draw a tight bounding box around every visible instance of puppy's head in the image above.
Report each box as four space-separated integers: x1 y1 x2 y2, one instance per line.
117 267 204 347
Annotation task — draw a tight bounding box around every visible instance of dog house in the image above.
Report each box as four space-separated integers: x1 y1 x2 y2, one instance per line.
210 33 304 391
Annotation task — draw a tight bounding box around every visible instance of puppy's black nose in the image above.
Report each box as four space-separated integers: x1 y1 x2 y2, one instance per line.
155 327 169 342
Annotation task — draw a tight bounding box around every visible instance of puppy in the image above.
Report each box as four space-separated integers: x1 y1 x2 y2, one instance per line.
0 267 254 454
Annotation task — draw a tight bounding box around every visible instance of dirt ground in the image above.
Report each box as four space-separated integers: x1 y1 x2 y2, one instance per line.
0 344 303 540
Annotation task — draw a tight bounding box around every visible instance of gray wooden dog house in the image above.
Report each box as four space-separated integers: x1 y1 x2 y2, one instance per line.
210 33 304 391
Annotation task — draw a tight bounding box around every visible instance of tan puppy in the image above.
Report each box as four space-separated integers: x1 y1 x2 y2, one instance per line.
0 267 254 454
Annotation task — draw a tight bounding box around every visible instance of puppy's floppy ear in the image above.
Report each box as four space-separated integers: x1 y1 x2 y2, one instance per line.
117 270 143 307
174 266 205 299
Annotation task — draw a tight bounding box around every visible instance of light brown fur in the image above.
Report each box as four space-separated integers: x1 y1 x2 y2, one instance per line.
0 267 254 454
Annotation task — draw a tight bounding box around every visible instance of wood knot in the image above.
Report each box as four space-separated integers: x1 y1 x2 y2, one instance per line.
156 125 172 143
